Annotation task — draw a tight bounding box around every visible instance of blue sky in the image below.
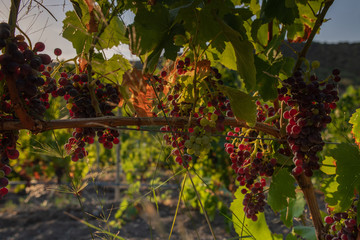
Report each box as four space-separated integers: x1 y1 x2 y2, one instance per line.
315 0 360 43
0 0 359 59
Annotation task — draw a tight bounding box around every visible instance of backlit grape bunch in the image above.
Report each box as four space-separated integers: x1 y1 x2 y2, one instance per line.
0 22 55 199
154 58 232 168
56 73 121 161
324 199 358 240
0 132 18 199
225 131 275 220
223 100 281 221
279 69 340 177
0 22 53 119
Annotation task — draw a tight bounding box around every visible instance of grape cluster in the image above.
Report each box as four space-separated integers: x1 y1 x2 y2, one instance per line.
0 22 54 118
154 58 231 167
0 22 56 198
184 126 211 157
324 200 358 240
225 126 276 221
56 73 121 160
223 100 281 221
0 132 18 199
279 69 340 177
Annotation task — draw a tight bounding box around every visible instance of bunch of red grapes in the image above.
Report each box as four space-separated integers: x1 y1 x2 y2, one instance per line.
224 101 280 221
0 22 57 198
0 132 18 199
153 58 232 168
56 73 121 161
279 69 340 177
324 199 359 240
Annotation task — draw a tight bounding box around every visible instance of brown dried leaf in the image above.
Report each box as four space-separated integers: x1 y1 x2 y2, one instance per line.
79 57 88 72
84 0 98 33
196 59 211 76
122 69 156 117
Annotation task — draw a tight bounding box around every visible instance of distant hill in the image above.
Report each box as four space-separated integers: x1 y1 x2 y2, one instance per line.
281 42 360 89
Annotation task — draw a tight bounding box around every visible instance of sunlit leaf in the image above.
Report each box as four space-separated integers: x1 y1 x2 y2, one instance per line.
320 156 336 175
328 143 360 211
349 108 360 148
230 187 281 239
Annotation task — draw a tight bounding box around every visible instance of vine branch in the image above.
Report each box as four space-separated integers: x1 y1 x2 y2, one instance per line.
295 174 324 239
0 116 281 137
293 0 335 71
6 0 36 130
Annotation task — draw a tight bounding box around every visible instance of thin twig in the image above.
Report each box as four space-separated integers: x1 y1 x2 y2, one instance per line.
33 0 57 21
293 0 335 71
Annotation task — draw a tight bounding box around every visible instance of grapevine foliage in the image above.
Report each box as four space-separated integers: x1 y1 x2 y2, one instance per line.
1 0 360 240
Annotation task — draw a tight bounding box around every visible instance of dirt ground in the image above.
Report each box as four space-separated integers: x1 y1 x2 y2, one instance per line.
0 182 238 240
0 181 294 240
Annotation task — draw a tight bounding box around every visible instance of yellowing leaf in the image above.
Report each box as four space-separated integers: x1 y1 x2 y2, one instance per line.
320 156 336 175
349 108 360 148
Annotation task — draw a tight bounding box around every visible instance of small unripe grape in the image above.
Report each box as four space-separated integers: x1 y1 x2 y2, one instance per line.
311 60 320 69
187 148 195 155
184 140 192 148
201 136 210 145
200 118 209 126
211 113 218 121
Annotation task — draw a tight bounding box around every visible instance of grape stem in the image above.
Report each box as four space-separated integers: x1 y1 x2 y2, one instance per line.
84 2 125 117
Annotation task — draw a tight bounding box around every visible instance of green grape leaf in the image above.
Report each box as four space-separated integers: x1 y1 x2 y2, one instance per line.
279 192 306 227
206 42 237 71
261 0 299 25
129 5 182 73
218 85 257 126
250 0 261 14
320 156 336 175
357 200 360 226
268 168 296 212
230 187 279 239
285 232 297 240
329 143 360 211
98 16 128 49
321 176 339 206
349 108 360 147
217 18 256 91
254 56 281 101
293 226 316 240
92 54 132 84
273 152 293 166
250 18 263 43
62 11 92 54
129 4 170 55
